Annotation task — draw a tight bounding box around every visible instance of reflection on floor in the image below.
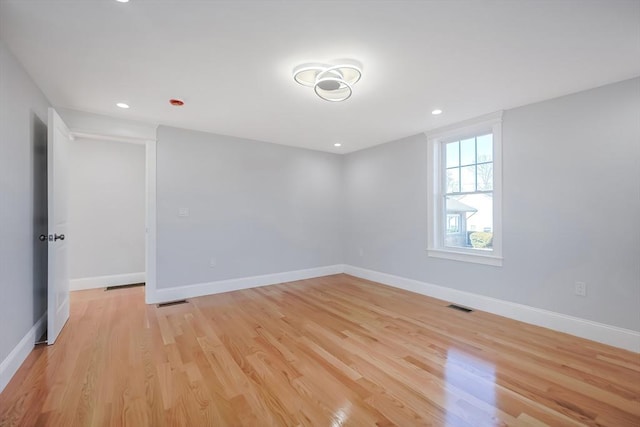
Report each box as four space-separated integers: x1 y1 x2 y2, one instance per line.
1 274 638 426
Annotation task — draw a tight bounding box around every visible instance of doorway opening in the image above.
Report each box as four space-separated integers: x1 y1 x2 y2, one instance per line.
44 108 157 344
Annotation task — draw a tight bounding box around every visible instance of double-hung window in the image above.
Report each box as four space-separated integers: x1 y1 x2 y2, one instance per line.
427 112 503 266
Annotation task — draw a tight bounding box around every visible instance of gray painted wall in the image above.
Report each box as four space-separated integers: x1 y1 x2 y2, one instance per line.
343 77 640 331
0 42 51 362
68 138 145 280
156 126 343 289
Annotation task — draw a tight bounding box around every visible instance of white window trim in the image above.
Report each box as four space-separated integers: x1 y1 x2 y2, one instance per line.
426 111 503 266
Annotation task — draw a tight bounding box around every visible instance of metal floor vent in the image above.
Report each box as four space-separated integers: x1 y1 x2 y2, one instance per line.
447 304 473 313
157 300 188 308
105 282 145 291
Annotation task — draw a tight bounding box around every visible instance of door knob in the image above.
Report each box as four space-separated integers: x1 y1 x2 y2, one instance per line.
39 234 47 242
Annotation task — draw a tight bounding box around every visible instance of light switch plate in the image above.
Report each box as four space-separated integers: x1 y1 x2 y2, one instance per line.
178 207 189 217
574 281 587 297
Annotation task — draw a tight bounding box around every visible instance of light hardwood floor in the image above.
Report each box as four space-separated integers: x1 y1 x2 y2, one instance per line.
1 274 638 426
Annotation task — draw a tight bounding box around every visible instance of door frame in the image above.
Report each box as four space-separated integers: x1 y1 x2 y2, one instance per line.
144 139 157 304
66 131 157 303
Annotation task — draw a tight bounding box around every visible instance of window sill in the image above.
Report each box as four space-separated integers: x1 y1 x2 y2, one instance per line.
426 248 503 266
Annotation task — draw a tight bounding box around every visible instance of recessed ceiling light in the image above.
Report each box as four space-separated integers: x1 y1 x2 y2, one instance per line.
115 0 130 3
432 109 443 115
334 143 342 147
116 102 130 109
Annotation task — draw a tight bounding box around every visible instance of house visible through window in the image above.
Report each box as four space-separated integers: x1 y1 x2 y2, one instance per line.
426 112 503 266
446 213 460 234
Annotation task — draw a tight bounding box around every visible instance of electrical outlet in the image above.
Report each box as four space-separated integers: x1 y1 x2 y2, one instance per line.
574 281 587 297
178 207 189 217
209 257 217 268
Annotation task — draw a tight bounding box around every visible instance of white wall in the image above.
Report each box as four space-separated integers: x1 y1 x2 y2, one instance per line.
68 138 145 287
343 77 640 332
0 41 50 379
154 126 343 291
57 108 157 142
55 109 156 289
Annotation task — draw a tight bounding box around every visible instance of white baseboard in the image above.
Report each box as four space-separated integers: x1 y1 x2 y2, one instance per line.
70 272 146 291
0 312 47 393
344 265 640 353
142 262 639 352
146 264 345 304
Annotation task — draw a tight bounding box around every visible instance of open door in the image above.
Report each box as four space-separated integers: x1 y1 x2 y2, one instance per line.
47 108 72 345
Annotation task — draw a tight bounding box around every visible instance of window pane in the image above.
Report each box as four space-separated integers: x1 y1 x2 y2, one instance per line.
477 162 493 191
445 141 459 168
444 193 493 250
460 165 475 192
446 168 460 193
460 138 475 166
477 134 493 162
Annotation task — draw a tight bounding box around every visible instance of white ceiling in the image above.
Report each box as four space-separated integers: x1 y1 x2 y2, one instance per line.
1 0 639 153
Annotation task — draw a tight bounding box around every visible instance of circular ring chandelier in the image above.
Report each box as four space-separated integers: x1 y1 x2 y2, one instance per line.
293 61 362 102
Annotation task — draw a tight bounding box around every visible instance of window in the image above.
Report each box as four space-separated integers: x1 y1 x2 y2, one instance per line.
427 112 502 266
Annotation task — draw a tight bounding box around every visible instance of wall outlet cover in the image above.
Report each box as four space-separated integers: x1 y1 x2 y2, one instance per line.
574 282 587 297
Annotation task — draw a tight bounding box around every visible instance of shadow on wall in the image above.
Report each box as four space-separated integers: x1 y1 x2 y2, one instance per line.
31 111 47 324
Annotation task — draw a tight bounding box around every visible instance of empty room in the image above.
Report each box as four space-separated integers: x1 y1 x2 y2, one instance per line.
0 0 639 426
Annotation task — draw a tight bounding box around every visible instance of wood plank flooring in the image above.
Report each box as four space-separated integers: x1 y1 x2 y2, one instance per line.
1 274 638 426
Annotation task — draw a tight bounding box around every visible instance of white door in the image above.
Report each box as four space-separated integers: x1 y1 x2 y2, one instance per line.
47 108 72 345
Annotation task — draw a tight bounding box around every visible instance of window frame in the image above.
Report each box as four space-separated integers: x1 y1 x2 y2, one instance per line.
426 111 503 266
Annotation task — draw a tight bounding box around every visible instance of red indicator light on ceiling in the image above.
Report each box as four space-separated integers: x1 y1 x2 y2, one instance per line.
169 99 184 106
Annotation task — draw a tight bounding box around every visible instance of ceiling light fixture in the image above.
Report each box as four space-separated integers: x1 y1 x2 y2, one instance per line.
169 99 184 106
293 61 362 102
115 0 130 3
334 143 342 147
116 102 130 109
431 109 443 115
